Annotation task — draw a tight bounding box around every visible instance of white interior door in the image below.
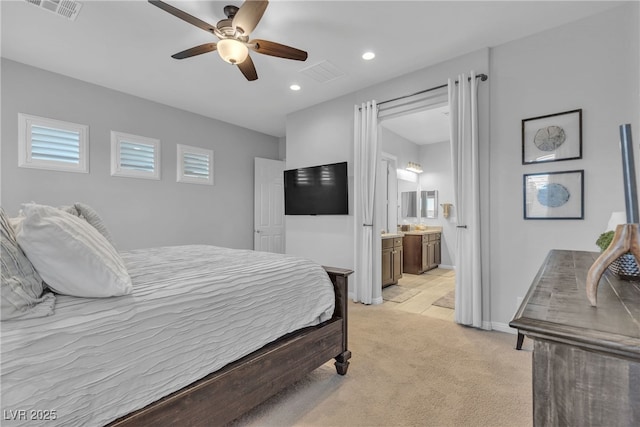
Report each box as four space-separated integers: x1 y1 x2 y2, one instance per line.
254 157 285 253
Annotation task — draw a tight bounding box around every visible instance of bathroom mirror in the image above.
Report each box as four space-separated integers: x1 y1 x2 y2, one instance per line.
401 191 417 218
421 190 438 219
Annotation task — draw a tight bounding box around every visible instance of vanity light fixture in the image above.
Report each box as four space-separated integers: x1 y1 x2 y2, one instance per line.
406 162 423 174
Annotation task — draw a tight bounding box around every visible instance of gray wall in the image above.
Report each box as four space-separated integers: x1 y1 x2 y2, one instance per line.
488 3 640 330
1 59 280 250
380 127 420 174
285 95 355 271
286 48 490 303
285 3 639 328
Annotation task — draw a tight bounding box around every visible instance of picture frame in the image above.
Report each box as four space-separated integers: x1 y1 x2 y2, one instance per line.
522 109 582 164
523 170 584 220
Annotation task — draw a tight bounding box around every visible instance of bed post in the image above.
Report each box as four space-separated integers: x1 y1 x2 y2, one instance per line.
323 266 353 375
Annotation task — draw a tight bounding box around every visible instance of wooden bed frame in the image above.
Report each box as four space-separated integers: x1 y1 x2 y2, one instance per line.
108 266 352 427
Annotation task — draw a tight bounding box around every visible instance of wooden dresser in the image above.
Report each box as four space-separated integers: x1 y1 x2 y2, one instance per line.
510 250 640 426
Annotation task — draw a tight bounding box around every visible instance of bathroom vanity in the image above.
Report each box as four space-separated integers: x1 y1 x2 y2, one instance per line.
381 234 403 287
402 231 441 274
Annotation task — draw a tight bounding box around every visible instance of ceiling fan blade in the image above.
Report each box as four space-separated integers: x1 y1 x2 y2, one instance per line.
250 39 308 61
237 55 258 81
232 0 268 35
148 1 217 35
171 43 217 60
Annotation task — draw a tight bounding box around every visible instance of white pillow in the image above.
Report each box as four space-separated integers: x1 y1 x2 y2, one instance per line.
14 203 132 298
1 207 56 320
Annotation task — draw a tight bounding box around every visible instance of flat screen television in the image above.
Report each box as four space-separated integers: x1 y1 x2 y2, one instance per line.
284 161 348 215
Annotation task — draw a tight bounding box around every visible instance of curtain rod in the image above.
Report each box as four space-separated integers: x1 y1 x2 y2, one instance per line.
377 73 488 107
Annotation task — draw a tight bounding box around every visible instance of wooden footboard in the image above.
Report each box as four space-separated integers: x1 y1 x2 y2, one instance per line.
108 267 352 427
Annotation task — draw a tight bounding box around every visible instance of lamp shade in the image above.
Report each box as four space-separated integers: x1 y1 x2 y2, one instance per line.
606 211 626 231
217 39 249 64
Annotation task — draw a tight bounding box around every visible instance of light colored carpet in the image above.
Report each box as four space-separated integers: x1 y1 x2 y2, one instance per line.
382 285 421 303
432 290 455 309
230 302 532 427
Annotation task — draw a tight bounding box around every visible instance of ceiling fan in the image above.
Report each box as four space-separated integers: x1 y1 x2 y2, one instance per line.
149 0 308 81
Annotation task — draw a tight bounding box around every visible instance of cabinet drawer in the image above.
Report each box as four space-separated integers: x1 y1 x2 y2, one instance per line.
382 238 394 249
428 233 441 242
393 237 403 247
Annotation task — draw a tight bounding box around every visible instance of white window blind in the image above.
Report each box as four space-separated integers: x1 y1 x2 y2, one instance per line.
31 125 80 163
183 152 209 178
111 131 160 180
119 141 156 173
18 113 89 173
177 144 214 185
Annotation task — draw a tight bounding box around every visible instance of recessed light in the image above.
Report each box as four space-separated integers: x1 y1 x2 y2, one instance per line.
362 51 375 60
290 84 301 91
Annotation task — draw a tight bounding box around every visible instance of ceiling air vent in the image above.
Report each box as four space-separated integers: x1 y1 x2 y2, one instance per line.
24 0 83 21
299 60 345 84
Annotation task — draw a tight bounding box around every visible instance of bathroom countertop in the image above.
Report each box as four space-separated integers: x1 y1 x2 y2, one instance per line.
381 233 403 239
403 229 442 236
381 228 442 238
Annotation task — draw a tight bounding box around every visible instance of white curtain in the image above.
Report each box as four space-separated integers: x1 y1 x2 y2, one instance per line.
353 101 381 304
449 72 483 328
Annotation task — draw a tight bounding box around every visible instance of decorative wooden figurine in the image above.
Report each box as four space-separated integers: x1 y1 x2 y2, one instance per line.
586 223 640 305
586 124 638 306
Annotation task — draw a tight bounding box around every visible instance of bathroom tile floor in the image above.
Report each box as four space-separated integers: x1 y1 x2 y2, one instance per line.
384 268 455 322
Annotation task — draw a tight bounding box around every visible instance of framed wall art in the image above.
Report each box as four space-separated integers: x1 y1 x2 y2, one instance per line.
523 170 584 220
522 109 582 164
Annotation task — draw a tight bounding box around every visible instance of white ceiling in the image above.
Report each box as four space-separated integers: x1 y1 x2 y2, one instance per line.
1 1 622 138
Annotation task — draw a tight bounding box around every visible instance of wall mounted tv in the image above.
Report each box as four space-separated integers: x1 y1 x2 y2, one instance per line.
284 161 348 215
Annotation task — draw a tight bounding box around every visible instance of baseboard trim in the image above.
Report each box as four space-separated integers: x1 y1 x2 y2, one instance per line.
491 322 517 335
437 264 454 270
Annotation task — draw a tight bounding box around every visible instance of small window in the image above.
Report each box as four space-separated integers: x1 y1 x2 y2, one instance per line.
111 131 160 180
18 113 89 173
177 144 214 185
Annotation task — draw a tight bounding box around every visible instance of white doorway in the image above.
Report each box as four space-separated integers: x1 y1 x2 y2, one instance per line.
254 157 285 253
379 153 398 234
358 74 487 327
377 99 456 314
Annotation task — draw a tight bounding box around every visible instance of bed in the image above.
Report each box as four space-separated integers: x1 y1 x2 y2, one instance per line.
1 204 352 426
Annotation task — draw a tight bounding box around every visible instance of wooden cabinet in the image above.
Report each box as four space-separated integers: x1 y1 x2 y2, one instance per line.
431 234 441 267
403 232 440 274
510 250 640 426
382 237 403 287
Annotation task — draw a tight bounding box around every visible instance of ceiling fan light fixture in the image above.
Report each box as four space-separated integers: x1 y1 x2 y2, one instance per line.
217 39 249 64
149 0 307 81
